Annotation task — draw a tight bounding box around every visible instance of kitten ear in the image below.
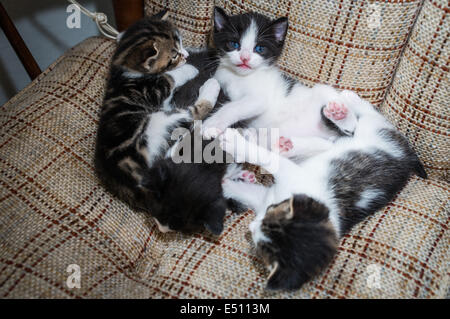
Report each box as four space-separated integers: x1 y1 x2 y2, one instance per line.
290 194 329 222
270 17 288 43
213 7 229 31
143 42 160 71
203 200 226 235
147 42 159 58
153 9 170 21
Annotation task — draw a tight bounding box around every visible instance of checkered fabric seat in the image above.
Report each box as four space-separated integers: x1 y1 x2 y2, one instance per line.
0 0 448 298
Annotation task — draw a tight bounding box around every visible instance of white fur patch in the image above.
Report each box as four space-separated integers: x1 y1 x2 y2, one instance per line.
165 64 198 87
249 218 271 244
240 20 258 52
356 188 384 209
197 78 220 104
122 71 144 79
145 111 188 165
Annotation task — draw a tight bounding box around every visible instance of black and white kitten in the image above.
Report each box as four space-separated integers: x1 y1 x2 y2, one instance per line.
202 8 357 156
219 89 427 290
200 8 355 178
95 12 226 235
202 7 292 139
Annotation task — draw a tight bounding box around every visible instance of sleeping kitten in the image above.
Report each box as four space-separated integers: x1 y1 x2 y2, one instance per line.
95 11 224 234
219 89 427 290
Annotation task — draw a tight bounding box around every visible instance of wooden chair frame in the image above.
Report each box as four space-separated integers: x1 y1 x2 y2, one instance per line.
112 0 145 32
0 0 145 81
0 2 41 80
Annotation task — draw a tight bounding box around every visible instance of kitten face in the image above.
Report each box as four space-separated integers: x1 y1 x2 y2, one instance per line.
213 7 288 75
113 11 189 74
256 194 338 290
144 160 226 235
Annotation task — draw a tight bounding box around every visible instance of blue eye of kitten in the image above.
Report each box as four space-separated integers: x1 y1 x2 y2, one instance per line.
229 41 240 50
254 45 265 53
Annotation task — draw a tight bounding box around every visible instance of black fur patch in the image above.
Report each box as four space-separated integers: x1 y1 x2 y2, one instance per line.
144 159 227 235
171 49 222 108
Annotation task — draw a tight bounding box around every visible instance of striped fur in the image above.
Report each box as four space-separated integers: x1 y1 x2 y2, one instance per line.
95 13 220 233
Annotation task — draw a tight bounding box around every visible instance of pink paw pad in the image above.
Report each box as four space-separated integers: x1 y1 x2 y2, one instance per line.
278 136 293 153
240 170 256 184
324 102 348 121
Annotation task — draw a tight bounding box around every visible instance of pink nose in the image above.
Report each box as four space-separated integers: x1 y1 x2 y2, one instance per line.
240 56 250 64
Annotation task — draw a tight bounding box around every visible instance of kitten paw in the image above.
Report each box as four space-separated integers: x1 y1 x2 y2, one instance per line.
198 78 220 106
180 64 199 81
219 128 247 163
167 64 199 86
276 136 293 153
323 101 357 135
203 127 223 139
324 101 348 121
202 117 228 139
240 170 256 183
227 169 256 183
340 90 361 104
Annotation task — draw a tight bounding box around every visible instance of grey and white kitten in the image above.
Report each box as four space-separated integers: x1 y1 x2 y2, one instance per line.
219 88 427 290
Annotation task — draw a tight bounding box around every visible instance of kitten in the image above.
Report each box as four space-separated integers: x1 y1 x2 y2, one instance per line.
95 12 224 234
201 7 292 139
202 8 355 163
219 89 427 290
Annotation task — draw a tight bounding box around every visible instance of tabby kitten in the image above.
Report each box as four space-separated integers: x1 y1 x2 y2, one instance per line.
95 11 223 234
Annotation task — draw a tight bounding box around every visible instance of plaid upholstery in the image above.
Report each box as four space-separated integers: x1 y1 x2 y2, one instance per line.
380 0 449 181
145 0 423 106
0 0 449 299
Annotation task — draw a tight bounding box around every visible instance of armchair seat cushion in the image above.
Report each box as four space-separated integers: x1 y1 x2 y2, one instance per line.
0 37 448 298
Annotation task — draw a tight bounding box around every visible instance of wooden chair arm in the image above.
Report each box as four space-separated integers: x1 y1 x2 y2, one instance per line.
112 0 144 32
0 2 41 80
